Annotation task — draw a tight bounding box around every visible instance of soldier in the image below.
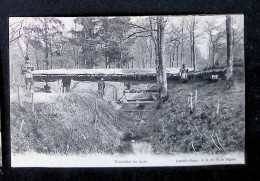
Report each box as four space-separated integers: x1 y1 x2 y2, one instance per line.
179 64 188 83
44 82 51 93
124 82 131 90
98 78 105 98
21 55 34 90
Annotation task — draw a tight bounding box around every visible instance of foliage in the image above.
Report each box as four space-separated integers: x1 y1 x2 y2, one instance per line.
9 16 244 83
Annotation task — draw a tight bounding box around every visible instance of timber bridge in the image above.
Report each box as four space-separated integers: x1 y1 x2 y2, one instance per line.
31 67 226 107
32 68 226 92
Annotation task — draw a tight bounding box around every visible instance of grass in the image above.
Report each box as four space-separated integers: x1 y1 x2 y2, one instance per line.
11 92 127 155
10 75 245 155
126 79 245 154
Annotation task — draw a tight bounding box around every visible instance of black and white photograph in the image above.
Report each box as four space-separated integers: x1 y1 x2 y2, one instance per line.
9 15 245 167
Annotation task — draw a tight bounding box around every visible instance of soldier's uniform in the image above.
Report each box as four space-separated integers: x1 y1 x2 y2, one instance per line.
98 78 105 98
179 64 188 82
21 56 34 89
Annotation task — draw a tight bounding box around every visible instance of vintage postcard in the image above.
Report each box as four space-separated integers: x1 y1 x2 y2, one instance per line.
9 15 245 167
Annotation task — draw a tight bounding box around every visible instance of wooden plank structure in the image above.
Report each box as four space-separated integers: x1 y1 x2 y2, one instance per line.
32 68 226 92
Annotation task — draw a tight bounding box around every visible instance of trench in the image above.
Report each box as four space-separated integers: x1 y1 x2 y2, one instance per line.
116 103 155 155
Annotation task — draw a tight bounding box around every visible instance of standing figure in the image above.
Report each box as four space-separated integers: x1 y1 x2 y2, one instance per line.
179 64 188 83
44 82 51 93
124 82 131 90
98 78 105 98
21 56 34 90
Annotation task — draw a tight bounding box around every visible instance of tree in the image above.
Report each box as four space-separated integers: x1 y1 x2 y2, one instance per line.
100 17 133 68
185 16 203 71
70 17 99 68
9 19 25 45
205 19 226 68
23 18 64 70
156 17 168 99
226 15 233 80
27 38 44 70
167 25 181 68
127 16 168 99
70 17 133 69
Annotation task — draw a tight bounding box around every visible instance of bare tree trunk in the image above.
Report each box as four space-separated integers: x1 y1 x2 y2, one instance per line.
226 15 233 80
180 18 184 65
176 44 179 67
192 30 196 71
172 45 175 67
192 17 196 71
92 49 95 68
150 39 153 68
142 44 145 69
190 45 193 68
50 42 53 69
35 50 39 70
212 45 215 66
172 52 175 67
156 17 168 99
105 55 108 68
44 18 49 70
169 53 172 67
25 41 29 57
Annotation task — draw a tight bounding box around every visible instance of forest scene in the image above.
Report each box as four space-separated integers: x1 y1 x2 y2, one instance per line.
9 15 245 165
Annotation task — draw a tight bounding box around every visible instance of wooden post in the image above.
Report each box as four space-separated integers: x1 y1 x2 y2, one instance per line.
216 97 219 114
94 99 99 124
31 91 34 112
58 79 61 96
114 88 117 101
195 90 198 105
190 93 193 111
62 77 71 93
18 85 23 107
20 119 25 133
112 89 115 101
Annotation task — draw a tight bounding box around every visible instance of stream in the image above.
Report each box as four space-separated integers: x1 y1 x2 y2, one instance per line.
118 140 153 155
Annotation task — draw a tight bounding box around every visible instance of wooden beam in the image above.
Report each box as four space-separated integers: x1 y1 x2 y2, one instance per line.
124 89 158 93
123 101 155 104
121 109 153 112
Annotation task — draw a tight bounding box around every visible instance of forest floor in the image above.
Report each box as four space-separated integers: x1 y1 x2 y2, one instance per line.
10 76 245 155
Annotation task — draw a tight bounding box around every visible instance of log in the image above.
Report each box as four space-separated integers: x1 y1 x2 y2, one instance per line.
124 89 158 93
123 101 155 104
126 97 153 102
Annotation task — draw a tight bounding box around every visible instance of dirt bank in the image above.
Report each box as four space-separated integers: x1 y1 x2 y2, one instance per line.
11 92 131 155
11 77 245 155
120 79 245 154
